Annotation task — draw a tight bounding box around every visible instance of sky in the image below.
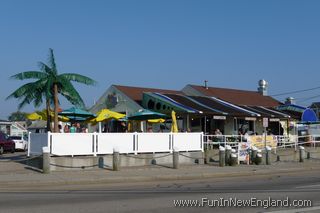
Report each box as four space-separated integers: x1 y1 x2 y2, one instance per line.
1 0 320 119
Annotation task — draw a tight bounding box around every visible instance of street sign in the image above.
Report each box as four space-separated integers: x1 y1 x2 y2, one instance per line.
263 117 268 128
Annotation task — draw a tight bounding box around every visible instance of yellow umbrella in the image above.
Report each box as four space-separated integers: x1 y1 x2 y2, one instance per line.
171 110 178 133
27 112 43 120
87 109 125 124
86 109 126 132
147 118 165 123
27 110 70 122
95 109 125 122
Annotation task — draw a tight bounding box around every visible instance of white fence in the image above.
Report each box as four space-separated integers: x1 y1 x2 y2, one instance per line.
28 132 48 155
28 132 203 156
203 134 320 151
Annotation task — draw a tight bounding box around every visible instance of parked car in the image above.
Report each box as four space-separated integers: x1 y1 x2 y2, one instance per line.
0 132 15 155
9 135 28 151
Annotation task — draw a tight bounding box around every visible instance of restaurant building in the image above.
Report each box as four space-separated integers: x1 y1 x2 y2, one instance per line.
90 80 295 135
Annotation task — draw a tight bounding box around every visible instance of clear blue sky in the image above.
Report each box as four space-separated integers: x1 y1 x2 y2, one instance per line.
1 0 320 119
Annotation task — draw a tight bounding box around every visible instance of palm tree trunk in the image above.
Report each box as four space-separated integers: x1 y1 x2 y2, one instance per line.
46 99 52 132
53 83 59 132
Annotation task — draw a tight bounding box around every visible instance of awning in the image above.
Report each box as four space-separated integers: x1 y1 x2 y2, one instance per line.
142 92 263 117
276 104 306 120
241 106 290 119
210 97 260 117
142 92 226 115
276 104 306 113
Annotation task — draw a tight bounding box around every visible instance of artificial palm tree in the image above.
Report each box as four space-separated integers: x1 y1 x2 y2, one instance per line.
7 48 96 132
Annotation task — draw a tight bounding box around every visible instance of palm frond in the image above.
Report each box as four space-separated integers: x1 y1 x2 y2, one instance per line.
58 77 85 108
6 82 37 99
10 71 47 80
48 48 58 74
61 73 97 86
38 62 54 75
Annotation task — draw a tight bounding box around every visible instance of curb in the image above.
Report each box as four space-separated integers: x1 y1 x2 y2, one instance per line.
0 164 318 189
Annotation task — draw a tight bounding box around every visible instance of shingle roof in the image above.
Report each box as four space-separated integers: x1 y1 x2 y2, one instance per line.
188 85 282 107
114 85 182 103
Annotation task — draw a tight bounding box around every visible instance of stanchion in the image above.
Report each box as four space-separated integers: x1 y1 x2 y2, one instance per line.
42 146 50 174
299 146 305 163
255 149 262 165
219 146 225 167
225 145 232 166
230 148 237 166
173 147 179 169
113 148 120 171
251 146 257 165
266 146 271 165
98 157 104 169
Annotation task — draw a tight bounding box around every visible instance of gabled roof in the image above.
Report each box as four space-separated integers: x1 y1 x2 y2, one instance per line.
187 84 282 107
114 85 182 103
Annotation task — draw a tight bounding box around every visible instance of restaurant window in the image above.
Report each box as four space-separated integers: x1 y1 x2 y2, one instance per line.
148 100 155 109
156 103 161 110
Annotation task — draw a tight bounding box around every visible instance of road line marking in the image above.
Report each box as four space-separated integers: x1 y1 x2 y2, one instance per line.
265 206 320 213
296 184 320 189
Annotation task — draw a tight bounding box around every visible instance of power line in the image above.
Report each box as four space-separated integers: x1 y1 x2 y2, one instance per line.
298 94 320 104
271 86 320 97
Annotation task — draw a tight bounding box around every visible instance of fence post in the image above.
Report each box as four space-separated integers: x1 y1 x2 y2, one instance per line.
225 145 232 166
173 147 179 169
299 146 305 163
42 146 50 174
266 146 271 165
27 131 31 157
113 148 120 171
219 146 225 167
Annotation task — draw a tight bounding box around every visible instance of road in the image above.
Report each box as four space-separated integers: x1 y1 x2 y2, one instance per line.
1 168 320 213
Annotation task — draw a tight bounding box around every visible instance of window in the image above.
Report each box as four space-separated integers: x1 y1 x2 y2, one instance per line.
147 100 155 109
156 103 161 110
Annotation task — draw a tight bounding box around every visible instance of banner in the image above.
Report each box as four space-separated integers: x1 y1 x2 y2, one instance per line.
238 142 250 163
247 135 277 149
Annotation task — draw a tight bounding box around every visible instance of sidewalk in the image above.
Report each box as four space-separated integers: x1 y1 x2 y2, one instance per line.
1 160 320 190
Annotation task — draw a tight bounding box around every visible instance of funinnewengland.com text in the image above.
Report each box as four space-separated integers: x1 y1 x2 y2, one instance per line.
173 197 312 209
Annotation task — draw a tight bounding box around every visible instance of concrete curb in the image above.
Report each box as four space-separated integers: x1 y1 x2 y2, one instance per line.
0 164 318 189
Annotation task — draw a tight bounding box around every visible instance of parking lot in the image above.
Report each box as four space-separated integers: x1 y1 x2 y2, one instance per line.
0 151 35 174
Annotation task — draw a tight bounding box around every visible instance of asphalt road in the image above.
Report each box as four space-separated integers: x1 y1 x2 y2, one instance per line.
1 169 320 213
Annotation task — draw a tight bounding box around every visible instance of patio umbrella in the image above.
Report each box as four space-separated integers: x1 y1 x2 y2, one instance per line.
147 118 165 123
127 109 168 121
27 112 43 120
88 109 125 123
86 109 126 132
59 107 95 122
27 110 70 122
171 110 178 133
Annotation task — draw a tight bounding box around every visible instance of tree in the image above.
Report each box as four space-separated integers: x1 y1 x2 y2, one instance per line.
8 111 28 121
7 48 96 132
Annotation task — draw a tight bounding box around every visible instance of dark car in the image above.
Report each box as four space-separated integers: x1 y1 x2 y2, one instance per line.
0 132 15 155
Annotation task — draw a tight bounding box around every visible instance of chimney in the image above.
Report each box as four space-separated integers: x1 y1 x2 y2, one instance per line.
285 97 295 105
204 80 208 89
257 79 268 96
